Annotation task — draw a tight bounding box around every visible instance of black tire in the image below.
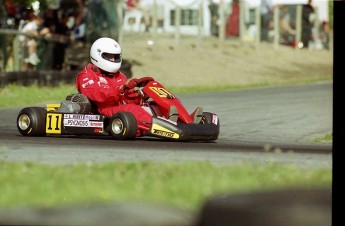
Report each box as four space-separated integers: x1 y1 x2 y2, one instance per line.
200 112 220 141
17 107 47 136
200 112 216 124
109 112 138 140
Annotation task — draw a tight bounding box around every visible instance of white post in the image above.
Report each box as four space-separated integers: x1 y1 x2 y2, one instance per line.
273 6 280 50
117 0 124 44
197 0 203 46
295 4 302 49
312 7 320 49
255 6 261 47
239 0 245 42
218 0 225 42
175 6 181 47
152 0 158 36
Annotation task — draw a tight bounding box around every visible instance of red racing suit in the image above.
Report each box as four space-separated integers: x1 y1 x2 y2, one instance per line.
76 63 152 125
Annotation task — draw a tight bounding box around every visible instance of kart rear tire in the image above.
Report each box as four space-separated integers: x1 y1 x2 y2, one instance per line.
109 112 137 140
17 107 47 136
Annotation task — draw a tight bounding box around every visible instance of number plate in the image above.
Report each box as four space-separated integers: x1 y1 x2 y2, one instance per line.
46 113 62 134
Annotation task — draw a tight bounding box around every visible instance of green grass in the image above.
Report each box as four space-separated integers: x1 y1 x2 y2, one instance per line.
0 83 76 108
0 161 331 210
0 78 331 108
314 134 332 143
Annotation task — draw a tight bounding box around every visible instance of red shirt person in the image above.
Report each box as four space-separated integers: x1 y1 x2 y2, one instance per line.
76 37 152 125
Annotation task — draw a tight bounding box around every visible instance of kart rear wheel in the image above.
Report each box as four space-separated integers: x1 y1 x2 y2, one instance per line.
109 112 137 140
17 107 47 136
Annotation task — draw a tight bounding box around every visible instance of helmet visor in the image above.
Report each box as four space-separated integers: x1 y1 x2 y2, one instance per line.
102 52 121 63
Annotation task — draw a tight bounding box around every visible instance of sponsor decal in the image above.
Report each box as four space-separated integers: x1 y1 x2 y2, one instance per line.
63 119 103 128
99 77 108 84
149 87 175 98
64 114 100 120
85 115 100 120
64 119 89 127
151 124 179 139
64 114 84 119
212 115 218 125
82 79 94 88
89 121 103 127
94 128 103 133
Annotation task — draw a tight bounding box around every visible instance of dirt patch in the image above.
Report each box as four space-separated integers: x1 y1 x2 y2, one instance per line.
121 33 333 88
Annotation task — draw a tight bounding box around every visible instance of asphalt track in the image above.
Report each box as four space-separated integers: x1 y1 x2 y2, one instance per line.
0 82 332 168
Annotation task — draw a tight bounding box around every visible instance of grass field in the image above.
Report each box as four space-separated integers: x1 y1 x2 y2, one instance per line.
0 161 331 210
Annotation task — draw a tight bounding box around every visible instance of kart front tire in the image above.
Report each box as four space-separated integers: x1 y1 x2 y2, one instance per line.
109 112 137 140
17 107 47 136
200 112 220 141
200 112 215 124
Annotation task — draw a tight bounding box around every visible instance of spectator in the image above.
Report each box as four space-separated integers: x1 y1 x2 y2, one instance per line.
20 13 51 70
208 0 219 37
73 0 87 45
225 0 239 38
260 0 273 42
301 0 315 48
319 21 330 50
279 5 295 46
52 13 71 70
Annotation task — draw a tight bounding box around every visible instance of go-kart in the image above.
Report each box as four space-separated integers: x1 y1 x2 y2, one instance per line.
17 79 220 141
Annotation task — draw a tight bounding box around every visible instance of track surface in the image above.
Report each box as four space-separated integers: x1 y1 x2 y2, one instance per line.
0 82 332 167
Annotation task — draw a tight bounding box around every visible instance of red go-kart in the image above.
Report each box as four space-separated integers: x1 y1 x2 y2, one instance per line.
17 79 220 141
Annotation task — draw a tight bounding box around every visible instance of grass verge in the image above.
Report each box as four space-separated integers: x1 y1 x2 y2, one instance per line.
0 161 331 210
314 134 333 143
0 79 331 108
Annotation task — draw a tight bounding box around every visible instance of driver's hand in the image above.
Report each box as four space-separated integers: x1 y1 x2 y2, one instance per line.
123 79 138 89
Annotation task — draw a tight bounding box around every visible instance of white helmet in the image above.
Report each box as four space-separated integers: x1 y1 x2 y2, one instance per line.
90 37 122 73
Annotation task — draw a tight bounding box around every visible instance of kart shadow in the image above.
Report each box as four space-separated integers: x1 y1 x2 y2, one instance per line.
42 134 216 144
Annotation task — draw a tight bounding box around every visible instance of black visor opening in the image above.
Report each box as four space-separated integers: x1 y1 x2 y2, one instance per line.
102 52 121 63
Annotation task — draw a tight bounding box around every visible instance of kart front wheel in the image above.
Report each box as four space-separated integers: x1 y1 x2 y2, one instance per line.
17 107 47 136
200 112 217 124
109 112 137 140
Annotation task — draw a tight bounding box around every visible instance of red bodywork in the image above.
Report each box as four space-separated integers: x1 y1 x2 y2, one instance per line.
142 81 194 124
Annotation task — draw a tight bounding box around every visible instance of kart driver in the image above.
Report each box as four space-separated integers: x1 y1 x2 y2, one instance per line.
76 37 155 125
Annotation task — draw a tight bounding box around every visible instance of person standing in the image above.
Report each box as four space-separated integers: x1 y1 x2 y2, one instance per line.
302 0 315 48
225 0 239 38
52 13 71 70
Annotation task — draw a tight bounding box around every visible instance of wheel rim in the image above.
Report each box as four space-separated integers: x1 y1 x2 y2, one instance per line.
18 114 31 130
112 118 124 135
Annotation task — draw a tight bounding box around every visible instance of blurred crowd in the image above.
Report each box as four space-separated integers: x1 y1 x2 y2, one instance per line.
0 0 118 72
0 0 331 72
209 0 330 49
